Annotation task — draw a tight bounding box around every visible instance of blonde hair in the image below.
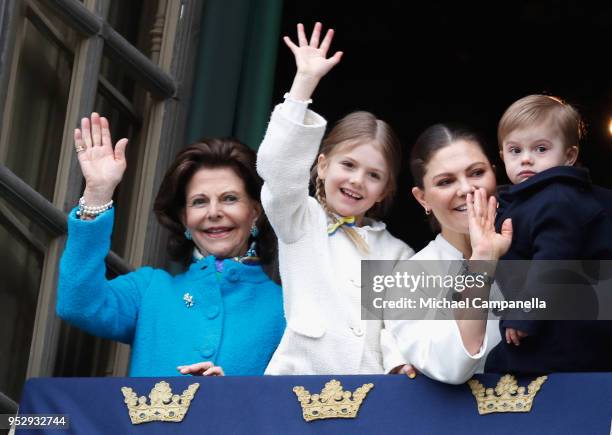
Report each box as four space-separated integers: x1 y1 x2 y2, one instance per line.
310 111 403 254
498 94 585 149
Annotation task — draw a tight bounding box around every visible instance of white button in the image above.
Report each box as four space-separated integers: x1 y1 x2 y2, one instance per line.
352 327 364 337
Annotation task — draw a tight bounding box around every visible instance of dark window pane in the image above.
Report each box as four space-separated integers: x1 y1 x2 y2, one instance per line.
0 202 45 400
107 0 159 58
3 15 73 200
54 322 116 377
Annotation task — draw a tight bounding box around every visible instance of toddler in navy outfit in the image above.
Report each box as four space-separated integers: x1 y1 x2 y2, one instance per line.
485 94 612 373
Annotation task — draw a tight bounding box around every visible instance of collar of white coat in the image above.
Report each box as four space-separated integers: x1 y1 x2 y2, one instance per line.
432 233 464 259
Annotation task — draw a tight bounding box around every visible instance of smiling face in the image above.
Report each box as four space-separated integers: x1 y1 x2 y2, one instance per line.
412 140 497 240
317 141 390 221
501 119 578 184
181 167 260 259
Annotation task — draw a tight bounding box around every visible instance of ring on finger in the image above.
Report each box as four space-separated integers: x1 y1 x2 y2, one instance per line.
75 145 86 153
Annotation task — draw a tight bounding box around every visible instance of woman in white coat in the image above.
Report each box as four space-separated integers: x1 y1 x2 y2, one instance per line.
386 124 513 384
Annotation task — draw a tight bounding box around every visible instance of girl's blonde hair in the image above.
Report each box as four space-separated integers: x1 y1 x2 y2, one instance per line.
309 111 403 253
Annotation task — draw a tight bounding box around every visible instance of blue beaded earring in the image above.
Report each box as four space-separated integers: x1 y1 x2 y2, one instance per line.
244 241 257 259
236 220 258 263
184 228 192 240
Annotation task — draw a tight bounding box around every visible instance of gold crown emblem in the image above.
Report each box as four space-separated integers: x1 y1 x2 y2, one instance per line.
293 379 374 422
121 381 200 424
467 374 547 414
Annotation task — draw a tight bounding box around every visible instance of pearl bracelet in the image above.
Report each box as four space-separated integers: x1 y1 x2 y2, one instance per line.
77 196 113 218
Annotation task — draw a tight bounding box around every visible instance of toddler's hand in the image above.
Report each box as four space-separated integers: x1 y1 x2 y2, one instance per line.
505 327 528 346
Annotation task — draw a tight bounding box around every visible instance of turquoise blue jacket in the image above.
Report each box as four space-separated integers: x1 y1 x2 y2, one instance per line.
57 209 285 376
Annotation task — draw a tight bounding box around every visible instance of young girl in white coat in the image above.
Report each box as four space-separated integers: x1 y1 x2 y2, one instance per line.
257 23 415 374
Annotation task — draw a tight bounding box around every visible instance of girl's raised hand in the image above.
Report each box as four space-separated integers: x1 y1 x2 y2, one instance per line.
284 22 343 80
75 112 128 205
284 22 343 101
467 188 513 261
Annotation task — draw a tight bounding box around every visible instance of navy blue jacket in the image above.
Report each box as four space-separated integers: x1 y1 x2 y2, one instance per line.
485 166 612 373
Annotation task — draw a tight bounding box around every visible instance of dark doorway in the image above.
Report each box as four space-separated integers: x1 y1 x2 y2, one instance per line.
272 1 612 251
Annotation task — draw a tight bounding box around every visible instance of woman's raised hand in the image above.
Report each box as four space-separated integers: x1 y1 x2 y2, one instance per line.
285 22 343 101
75 112 128 205
467 188 513 261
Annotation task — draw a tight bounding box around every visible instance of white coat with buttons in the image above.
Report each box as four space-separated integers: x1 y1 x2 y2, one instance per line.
258 102 414 375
